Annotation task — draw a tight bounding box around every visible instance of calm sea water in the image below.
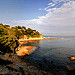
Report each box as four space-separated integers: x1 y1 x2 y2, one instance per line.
25 36 75 73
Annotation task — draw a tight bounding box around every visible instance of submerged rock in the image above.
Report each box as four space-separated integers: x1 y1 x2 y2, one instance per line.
66 65 74 71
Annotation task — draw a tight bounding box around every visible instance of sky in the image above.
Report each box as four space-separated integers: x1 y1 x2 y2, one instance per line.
0 0 75 36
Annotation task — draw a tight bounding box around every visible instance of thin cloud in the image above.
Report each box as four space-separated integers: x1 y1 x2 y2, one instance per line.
2 0 75 35
38 8 42 10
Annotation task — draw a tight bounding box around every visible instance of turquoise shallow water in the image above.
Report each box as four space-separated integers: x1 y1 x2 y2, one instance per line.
24 37 75 72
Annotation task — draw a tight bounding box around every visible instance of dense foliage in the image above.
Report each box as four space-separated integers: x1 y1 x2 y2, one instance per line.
0 35 19 54
0 23 41 54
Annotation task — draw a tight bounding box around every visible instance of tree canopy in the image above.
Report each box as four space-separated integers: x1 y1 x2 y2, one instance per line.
0 23 42 54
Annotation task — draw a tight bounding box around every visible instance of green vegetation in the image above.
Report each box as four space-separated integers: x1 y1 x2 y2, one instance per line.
0 35 19 54
0 23 41 54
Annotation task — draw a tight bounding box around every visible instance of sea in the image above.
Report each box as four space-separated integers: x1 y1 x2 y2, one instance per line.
24 36 75 74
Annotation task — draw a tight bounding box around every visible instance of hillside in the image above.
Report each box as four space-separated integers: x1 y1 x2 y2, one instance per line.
0 23 42 54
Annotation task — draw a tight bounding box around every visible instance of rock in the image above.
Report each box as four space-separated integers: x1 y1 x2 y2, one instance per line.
16 46 37 56
70 57 75 61
4 53 9 60
66 65 74 71
6 66 19 72
54 48 57 50
7 64 20 71
0 58 12 65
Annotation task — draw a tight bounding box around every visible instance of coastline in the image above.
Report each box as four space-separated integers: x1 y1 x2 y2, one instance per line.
16 37 60 56
0 37 75 74
18 37 44 42
18 37 60 42
43 37 60 39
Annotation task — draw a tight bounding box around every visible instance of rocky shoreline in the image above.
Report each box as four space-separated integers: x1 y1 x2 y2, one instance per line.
0 52 75 75
16 46 38 56
0 53 52 75
0 39 49 75
0 38 75 75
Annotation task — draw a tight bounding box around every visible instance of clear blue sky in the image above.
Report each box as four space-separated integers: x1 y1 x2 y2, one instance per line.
0 0 49 20
0 0 75 36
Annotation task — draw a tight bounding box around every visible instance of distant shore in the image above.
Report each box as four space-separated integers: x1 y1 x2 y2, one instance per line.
18 37 60 42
